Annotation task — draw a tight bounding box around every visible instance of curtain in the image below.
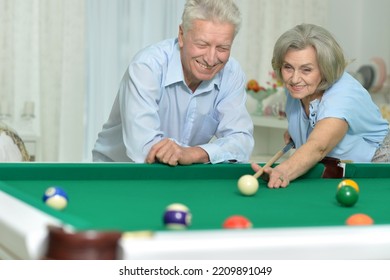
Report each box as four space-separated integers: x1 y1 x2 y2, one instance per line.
85 0 185 161
234 0 328 84
0 0 85 161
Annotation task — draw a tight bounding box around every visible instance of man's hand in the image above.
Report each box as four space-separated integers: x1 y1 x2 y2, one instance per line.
145 138 209 166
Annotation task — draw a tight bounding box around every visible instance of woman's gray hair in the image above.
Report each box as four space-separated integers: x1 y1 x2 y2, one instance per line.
181 0 241 37
272 23 347 91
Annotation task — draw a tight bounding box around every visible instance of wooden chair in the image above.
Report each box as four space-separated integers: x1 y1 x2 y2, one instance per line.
0 124 30 161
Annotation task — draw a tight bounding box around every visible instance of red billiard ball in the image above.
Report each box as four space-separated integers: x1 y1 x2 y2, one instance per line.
336 185 359 207
163 203 192 230
223 215 252 229
346 213 374 226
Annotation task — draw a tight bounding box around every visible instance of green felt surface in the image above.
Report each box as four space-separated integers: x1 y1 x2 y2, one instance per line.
0 162 389 232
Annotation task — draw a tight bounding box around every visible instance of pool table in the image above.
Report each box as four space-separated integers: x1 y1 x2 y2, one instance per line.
1 161 390 260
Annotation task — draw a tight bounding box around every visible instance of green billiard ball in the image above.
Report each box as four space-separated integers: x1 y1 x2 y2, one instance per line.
336 185 359 207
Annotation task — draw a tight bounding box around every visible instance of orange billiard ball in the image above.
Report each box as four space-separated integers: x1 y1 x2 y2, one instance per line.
337 179 359 193
346 213 374 226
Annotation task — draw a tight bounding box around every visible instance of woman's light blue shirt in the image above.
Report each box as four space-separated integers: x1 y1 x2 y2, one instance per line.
93 38 254 163
285 72 389 162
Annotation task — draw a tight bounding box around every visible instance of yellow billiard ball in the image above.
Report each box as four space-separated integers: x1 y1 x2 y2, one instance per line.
337 179 359 193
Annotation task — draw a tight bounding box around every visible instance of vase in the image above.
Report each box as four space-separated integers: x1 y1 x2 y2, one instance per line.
245 93 258 114
246 89 276 115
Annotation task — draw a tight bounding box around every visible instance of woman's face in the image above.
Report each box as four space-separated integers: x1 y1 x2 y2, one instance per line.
178 19 234 91
281 46 323 101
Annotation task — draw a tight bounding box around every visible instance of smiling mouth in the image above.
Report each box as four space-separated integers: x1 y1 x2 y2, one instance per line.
289 84 306 91
196 60 216 70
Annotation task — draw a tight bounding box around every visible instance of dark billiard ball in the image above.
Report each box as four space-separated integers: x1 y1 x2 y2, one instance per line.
223 215 252 229
163 203 192 229
43 186 68 210
337 179 359 193
336 185 359 207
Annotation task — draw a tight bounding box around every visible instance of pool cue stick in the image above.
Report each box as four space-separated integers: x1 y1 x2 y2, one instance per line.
253 141 295 179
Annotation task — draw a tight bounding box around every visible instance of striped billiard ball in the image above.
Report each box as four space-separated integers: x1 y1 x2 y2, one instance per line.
43 186 68 210
163 203 191 230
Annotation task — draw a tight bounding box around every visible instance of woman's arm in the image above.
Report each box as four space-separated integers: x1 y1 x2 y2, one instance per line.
261 117 348 188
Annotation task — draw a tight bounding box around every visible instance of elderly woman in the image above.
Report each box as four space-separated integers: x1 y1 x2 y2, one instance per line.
252 23 390 188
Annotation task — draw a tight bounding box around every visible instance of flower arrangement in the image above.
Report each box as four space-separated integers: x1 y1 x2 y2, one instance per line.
246 71 283 93
246 71 284 115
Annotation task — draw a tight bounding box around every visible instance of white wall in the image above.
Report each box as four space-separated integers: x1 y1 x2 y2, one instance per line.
326 0 390 72
326 0 390 108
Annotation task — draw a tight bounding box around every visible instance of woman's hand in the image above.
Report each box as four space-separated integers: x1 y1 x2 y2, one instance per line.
251 162 290 188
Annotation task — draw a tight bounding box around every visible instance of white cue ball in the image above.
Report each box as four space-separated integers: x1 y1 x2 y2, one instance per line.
237 175 259 196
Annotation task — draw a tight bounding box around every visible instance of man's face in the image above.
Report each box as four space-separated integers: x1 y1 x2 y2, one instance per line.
178 19 235 91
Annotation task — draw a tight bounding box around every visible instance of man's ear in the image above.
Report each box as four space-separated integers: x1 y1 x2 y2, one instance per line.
178 25 184 47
